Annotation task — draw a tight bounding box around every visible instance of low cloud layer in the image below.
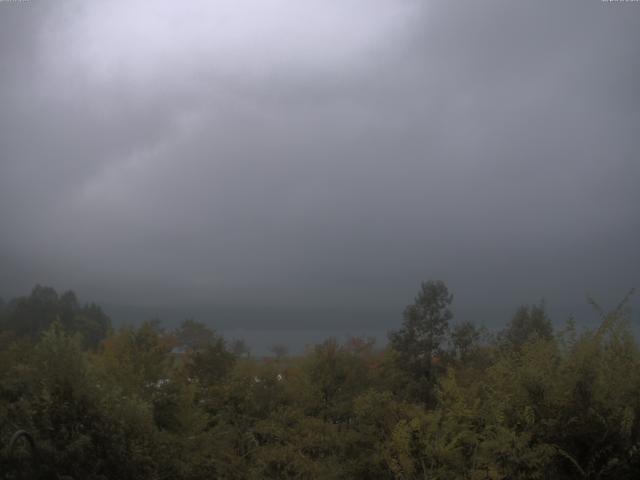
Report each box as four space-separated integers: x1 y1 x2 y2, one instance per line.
1 1 638 328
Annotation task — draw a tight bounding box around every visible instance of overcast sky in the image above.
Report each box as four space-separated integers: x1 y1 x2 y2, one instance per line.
1 1 638 329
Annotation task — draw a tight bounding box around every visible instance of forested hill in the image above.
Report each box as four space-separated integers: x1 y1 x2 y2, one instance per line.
0 283 639 479
0 285 111 348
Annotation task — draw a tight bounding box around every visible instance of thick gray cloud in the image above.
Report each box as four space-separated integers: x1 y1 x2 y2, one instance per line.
1 0 638 334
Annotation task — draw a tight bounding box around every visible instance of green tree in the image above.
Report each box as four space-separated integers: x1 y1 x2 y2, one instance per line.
97 321 172 398
450 320 482 362
501 303 553 351
388 280 453 402
175 319 217 351
185 338 236 387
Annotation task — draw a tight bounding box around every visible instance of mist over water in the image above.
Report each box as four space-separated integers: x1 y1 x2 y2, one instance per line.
101 300 626 355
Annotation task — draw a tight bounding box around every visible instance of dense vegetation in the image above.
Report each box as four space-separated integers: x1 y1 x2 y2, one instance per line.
0 283 639 479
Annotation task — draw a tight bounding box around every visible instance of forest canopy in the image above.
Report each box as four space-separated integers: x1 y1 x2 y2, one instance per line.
0 283 638 479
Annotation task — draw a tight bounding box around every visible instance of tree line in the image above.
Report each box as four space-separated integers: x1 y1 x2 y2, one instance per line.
0 282 638 479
